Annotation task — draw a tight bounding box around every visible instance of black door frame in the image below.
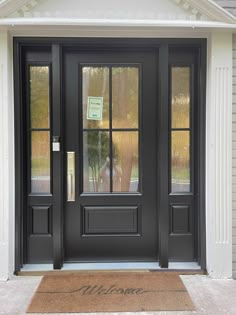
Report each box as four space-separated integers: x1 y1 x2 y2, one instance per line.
14 37 206 272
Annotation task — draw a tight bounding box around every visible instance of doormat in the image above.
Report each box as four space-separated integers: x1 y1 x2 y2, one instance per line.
27 271 195 313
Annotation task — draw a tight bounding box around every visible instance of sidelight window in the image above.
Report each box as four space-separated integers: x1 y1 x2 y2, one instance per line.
170 66 191 193
29 66 51 193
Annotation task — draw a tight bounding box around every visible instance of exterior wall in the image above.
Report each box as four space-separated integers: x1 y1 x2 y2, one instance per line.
232 34 236 278
214 1 236 17
0 31 14 281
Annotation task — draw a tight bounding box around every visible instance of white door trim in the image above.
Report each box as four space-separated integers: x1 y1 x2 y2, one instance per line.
206 32 233 278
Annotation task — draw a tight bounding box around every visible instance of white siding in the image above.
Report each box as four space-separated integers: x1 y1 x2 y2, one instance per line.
214 1 236 16
232 35 236 278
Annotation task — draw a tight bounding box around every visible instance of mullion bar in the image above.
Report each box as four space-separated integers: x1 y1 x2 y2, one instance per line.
171 128 191 132
159 43 169 268
82 128 139 132
109 66 113 193
52 44 63 269
30 128 51 132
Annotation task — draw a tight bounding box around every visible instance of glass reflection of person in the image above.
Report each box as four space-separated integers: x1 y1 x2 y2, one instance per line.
99 157 122 192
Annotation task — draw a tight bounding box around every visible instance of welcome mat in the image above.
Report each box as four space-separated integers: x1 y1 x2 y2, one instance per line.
27 271 195 313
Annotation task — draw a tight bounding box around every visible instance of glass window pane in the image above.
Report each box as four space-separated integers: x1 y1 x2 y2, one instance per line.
112 67 139 129
82 67 109 129
112 132 139 192
30 66 50 129
31 131 50 193
171 67 190 129
83 131 110 192
171 131 190 193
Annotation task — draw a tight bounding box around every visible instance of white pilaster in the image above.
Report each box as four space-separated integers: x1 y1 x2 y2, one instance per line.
0 31 14 281
206 32 233 278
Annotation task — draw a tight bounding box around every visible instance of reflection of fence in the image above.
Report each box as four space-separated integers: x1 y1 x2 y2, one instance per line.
31 176 50 193
88 178 139 192
172 182 190 193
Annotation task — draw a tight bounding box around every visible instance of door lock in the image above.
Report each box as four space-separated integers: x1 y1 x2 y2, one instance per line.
52 136 60 152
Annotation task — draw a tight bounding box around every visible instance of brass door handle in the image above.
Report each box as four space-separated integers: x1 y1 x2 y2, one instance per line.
67 152 75 201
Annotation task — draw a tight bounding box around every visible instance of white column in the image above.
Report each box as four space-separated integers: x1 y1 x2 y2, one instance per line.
206 32 232 278
0 31 14 281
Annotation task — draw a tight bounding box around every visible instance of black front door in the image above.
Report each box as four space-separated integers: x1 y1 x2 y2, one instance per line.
64 49 158 261
15 39 206 270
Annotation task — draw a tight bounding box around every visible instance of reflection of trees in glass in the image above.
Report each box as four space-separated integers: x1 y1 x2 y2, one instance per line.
171 68 190 185
30 67 50 190
112 67 139 128
86 131 109 192
30 66 49 128
113 132 138 192
83 67 109 129
172 67 190 129
112 68 139 191
85 131 138 192
172 132 190 184
83 67 139 192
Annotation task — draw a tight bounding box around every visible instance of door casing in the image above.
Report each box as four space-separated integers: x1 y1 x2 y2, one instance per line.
13 38 206 271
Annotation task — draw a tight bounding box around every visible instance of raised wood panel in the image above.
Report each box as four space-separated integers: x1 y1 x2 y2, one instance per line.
83 206 139 235
32 206 51 235
170 205 190 234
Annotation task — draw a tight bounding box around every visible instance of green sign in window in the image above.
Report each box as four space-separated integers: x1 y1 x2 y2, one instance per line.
87 96 103 121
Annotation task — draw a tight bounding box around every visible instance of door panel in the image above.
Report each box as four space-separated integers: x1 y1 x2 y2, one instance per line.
64 50 158 261
168 48 199 261
18 40 204 268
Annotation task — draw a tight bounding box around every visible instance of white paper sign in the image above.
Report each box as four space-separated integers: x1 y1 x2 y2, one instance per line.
87 96 103 121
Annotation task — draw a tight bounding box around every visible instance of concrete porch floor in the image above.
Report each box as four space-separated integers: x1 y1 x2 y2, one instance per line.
0 275 235 315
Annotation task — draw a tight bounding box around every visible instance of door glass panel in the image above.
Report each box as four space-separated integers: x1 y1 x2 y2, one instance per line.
82 65 140 194
31 131 50 193
82 67 109 129
171 131 190 192
30 66 50 129
171 67 190 129
112 67 139 129
112 132 139 192
83 131 110 192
